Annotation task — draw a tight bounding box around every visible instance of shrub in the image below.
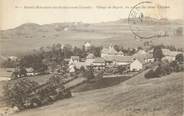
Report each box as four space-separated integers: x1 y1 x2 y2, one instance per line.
3 78 39 110
84 68 94 79
48 74 64 86
144 70 157 79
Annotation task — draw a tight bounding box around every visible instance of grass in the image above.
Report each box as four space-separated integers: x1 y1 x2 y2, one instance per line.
8 70 183 116
72 76 131 92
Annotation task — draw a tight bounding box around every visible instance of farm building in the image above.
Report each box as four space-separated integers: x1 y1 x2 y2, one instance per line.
102 55 133 66
92 57 106 70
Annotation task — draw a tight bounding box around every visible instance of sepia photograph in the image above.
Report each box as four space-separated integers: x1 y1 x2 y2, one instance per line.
0 0 184 116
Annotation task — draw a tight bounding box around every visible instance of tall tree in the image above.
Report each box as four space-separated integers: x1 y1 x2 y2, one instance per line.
114 45 120 52
153 46 164 61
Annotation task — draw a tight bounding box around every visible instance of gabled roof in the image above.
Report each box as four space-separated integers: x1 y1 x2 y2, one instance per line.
136 49 147 55
93 57 105 63
115 56 134 63
74 62 86 69
103 55 134 63
101 46 118 55
118 51 124 55
133 52 153 64
84 42 91 47
26 67 34 73
86 53 95 59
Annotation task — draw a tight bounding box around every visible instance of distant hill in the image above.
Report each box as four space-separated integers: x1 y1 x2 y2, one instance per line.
0 18 183 40
0 18 183 56
0 22 82 40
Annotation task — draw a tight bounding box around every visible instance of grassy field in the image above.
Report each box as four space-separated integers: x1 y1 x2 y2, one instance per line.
8 70 183 116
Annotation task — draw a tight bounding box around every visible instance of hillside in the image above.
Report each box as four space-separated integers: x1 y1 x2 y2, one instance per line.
10 71 184 116
0 19 184 56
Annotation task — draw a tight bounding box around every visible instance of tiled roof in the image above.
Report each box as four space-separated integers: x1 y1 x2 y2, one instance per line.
103 55 134 63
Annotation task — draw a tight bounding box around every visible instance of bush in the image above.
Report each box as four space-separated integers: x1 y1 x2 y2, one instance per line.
84 68 94 79
48 74 64 86
3 78 39 110
144 70 157 79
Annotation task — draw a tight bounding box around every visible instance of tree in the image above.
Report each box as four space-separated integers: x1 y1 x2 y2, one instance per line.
169 61 178 72
19 67 27 77
1 58 17 68
3 78 39 110
84 67 94 79
153 46 164 61
144 70 156 79
89 46 102 57
80 66 85 72
175 53 184 64
73 46 83 57
114 45 120 52
175 27 183 36
117 66 126 74
63 44 73 58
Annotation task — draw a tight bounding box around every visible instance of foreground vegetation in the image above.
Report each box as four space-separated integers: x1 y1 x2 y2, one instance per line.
3 74 72 111
9 71 184 116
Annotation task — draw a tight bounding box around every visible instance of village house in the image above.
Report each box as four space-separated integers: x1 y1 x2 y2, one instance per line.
69 56 80 65
68 64 75 73
85 53 95 66
101 55 143 72
133 49 154 64
25 67 35 76
84 42 91 51
68 56 87 72
148 48 182 62
92 57 106 70
102 55 132 66
106 56 143 71
68 49 145 73
161 49 182 62
101 46 124 58
130 59 143 71
9 56 18 62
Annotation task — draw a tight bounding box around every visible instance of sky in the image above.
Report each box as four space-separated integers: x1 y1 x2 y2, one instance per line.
0 0 183 30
